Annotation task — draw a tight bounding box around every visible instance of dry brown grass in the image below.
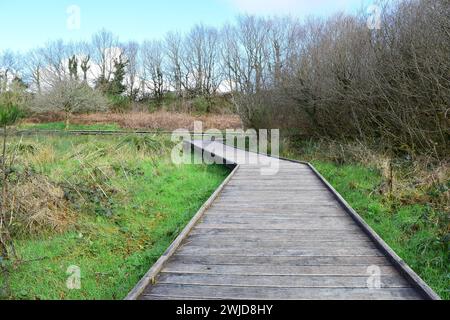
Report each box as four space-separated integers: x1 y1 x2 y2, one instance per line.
283 138 450 213
26 111 243 131
29 145 56 168
5 174 73 236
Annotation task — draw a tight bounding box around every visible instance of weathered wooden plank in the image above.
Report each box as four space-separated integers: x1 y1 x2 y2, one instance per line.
200 216 356 226
232 173 315 177
201 213 354 220
218 193 335 199
162 264 397 276
156 273 411 288
185 233 370 242
207 206 345 211
223 186 329 191
220 190 332 194
205 211 348 218
217 196 337 202
194 223 361 231
142 284 422 300
210 203 342 210
227 181 323 185
197 222 358 231
226 181 326 185
188 228 366 238
180 239 377 249
205 209 347 215
221 186 328 190
215 197 337 201
177 246 384 257
226 184 329 189
229 177 321 180
230 176 320 180
139 295 217 300
227 177 322 181
169 255 392 266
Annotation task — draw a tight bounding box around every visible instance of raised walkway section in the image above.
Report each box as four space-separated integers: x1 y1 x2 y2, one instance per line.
126 140 439 300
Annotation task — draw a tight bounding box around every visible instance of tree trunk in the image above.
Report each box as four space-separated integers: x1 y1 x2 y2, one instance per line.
65 113 70 130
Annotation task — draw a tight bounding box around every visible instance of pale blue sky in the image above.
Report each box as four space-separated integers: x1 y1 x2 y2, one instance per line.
0 0 367 52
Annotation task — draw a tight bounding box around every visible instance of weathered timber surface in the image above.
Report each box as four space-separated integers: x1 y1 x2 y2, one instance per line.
127 140 440 300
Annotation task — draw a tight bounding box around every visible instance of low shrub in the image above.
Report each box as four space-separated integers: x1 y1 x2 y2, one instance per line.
108 95 132 113
191 96 210 114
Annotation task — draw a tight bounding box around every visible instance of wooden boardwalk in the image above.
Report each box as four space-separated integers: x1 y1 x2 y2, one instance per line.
127 140 439 300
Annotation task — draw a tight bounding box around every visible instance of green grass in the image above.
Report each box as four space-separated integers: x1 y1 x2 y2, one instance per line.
18 122 120 131
0 134 228 300
308 161 448 299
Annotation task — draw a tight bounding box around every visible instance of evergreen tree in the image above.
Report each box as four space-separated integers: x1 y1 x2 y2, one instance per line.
95 57 128 96
68 55 79 81
80 55 90 82
109 58 127 95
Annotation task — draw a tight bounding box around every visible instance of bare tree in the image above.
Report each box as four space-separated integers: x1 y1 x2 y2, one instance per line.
165 31 184 97
91 29 119 84
237 15 270 94
1 0 447 156
123 41 140 100
245 0 450 156
142 40 165 101
31 80 108 128
183 24 221 97
75 41 92 84
23 49 44 94
80 55 91 83
221 24 241 93
40 40 70 86
0 51 22 93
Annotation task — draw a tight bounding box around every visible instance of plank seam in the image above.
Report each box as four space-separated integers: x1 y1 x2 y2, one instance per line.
155 283 412 289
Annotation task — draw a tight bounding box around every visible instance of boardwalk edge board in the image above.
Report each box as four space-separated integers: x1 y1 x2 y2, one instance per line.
125 150 239 300
126 140 440 300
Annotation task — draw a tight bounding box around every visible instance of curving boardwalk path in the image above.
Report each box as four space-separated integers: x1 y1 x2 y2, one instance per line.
127 140 439 300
